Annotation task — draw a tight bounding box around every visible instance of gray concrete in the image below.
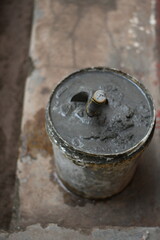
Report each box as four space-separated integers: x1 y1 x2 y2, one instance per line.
13 0 160 231
1 225 160 240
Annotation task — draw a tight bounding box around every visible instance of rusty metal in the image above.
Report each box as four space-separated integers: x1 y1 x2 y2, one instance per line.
86 90 107 117
46 67 156 199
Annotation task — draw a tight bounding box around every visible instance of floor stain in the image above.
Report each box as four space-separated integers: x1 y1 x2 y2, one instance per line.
22 108 53 159
40 87 50 95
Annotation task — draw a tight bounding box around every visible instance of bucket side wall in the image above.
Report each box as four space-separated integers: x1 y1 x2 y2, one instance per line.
53 144 139 199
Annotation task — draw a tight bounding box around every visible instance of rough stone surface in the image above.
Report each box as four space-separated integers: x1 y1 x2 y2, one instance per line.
1 225 160 240
0 0 33 229
13 0 160 231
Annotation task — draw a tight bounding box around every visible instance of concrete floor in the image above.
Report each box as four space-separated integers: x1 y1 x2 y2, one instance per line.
1 224 160 240
0 0 33 229
1 0 160 238
12 0 160 230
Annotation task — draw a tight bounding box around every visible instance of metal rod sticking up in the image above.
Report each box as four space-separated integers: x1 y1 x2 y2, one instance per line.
86 90 107 117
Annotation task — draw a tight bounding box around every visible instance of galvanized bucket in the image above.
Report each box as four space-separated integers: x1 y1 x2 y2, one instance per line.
46 67 156 199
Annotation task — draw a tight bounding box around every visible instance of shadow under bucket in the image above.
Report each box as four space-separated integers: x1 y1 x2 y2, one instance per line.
46 67 156 199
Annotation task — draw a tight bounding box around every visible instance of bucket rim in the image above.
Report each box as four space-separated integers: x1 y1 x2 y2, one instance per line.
46 67 156 163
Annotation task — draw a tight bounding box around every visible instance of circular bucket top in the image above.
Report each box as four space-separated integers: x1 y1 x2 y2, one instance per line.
46 67 155 159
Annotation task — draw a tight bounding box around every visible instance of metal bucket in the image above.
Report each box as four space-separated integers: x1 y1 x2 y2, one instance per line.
46 67 156 199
